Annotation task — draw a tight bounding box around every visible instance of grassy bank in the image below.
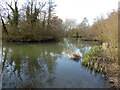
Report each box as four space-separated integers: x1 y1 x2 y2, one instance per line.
81 46 118 88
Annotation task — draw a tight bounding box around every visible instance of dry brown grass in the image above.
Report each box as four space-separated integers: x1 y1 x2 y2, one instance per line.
91 10 118 62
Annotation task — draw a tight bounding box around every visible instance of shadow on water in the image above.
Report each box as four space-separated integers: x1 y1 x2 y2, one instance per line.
2 38 109 88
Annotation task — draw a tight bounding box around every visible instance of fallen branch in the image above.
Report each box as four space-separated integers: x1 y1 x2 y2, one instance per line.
46 77 56 82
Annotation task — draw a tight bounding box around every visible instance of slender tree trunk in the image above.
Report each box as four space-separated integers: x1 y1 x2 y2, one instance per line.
1 17 8 35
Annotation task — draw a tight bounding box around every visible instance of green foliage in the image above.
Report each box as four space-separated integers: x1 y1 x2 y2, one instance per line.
82 46 102 60
33 6 39 22
26 5 30 22
1 17 8 35
7 1 19 27
7 14 13 25
42 13 46 30
47 0 56 30
81 46 107 75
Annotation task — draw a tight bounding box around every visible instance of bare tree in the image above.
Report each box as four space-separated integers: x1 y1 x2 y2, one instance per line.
63 19 77 31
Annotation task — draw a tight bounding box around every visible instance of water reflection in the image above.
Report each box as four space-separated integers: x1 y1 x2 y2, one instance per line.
2 38 108 88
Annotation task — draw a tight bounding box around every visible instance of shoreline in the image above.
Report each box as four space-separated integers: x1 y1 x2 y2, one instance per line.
2 37 119 88
2 37 61 43
81 46 118 88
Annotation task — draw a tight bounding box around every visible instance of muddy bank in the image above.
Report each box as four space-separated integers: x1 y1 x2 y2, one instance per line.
93 51 118 88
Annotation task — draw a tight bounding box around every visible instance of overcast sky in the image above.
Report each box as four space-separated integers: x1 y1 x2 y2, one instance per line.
55 0 119 25
1 0 119 25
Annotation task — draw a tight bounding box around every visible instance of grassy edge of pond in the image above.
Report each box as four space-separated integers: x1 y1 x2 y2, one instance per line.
81 46 118 88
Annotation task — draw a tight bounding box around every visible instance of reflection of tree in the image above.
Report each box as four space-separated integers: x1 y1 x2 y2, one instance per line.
67 38 101 54
2 42 64 88
11 49 22 80
2 38 101 88
2 48 9 71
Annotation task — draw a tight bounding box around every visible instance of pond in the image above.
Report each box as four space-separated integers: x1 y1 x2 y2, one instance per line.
2 38 109 88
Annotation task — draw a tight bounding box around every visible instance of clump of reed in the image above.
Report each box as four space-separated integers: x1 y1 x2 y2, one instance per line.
81 46 107 75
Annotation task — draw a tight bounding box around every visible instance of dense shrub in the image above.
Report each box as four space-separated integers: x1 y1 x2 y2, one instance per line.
90 10 118 61
1 0 64 42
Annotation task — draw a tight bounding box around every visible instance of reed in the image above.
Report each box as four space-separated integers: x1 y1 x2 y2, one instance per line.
81 46 108 75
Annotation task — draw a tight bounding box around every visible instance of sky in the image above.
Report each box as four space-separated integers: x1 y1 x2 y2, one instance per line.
1 0 119 25
55 0 119 25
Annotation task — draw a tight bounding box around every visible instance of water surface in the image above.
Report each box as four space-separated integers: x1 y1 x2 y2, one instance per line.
2 38 109 88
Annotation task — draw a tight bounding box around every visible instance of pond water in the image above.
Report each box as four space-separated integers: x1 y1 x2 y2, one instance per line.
2 38 109 88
